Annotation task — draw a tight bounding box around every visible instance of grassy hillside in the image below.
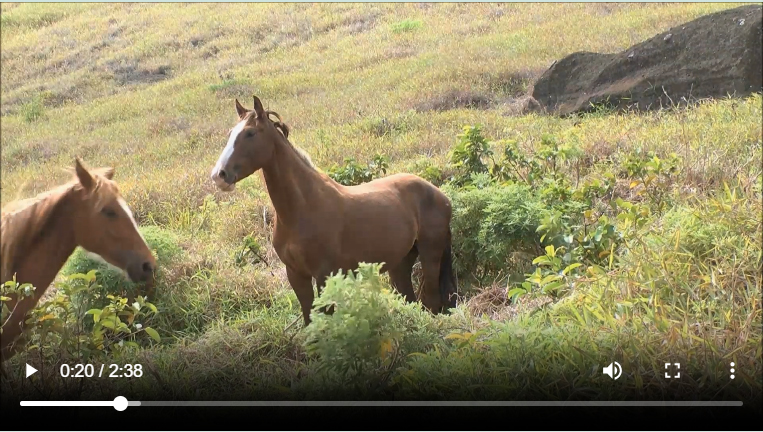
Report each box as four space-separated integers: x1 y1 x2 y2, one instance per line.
1 3 761 405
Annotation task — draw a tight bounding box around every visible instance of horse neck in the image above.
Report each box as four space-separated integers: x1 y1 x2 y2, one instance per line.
10 193 78 303
261 135 335 227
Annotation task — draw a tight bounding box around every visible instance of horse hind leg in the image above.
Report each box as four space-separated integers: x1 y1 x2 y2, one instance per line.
416 237 448 314
416 221 458 315
388 243 419 303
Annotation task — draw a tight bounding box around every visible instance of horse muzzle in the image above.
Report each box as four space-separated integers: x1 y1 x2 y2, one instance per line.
211 170 237 192
126 259 155 284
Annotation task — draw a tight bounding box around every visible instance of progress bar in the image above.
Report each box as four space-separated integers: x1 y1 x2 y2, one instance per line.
20 398 744 410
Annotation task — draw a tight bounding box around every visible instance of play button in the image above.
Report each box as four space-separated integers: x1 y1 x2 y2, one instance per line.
26 364 37 378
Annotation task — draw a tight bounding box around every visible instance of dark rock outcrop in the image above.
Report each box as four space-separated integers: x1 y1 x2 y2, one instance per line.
531 5 763 116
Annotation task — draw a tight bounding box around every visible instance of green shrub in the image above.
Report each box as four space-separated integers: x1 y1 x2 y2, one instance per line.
327 154 389 186
444 183 543 283
447 125 493 188
297 262 469 399
410 157 447 186
1 271 161 363
303 263 404 380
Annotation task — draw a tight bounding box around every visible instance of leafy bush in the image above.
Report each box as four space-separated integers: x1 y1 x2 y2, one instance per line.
447 125 494 188
443 183 544 282
407 157 447 186
1 271 161 364
299 262 466 398
303 263 403 382
327 154 389 186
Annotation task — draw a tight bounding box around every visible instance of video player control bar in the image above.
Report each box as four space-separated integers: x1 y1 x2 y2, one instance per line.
20 398 744 410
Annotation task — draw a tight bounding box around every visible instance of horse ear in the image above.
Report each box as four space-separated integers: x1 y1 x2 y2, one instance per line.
74 157 95 192
252 95 265 119
93 167 115 180
235 99 248 119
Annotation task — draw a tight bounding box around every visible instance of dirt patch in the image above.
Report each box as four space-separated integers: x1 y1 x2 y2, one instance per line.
465 284 553 322
484 69 540 97
385 45 418 61
189 36 206 48
2 137 62 167
414 89 492 112
501 96 541 117
105 59 171 86
531 4 763 116
148 115 192 136
320 10 380 35
201 45 220 59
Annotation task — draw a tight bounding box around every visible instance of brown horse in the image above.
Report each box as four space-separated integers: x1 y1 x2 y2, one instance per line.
0 158 157 362
210 96 458 326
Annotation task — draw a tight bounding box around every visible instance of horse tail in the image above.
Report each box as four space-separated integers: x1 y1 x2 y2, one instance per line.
439 228 458 312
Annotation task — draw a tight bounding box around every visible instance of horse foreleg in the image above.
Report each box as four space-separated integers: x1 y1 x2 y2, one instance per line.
315 273 335 316
286 267 315 326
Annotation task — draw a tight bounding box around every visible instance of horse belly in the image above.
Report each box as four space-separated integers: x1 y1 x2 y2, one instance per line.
341 205 417 269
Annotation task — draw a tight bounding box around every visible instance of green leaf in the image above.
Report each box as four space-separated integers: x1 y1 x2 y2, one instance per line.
86 309 102 323
563 263 583 275
507 287 527 299
540 274 561 285
542 281 564 293
144 327 161 343
100 319 118 329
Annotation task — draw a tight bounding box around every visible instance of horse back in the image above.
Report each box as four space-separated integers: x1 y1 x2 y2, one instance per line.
349 172 452 220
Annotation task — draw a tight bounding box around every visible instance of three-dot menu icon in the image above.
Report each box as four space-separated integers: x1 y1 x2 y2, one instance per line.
730 362 735 379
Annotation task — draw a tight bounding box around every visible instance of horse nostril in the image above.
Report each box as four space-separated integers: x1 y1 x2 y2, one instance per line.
142 262 154 274
218 170 227 181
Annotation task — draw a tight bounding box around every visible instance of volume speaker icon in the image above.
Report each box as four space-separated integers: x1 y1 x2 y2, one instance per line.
603 362 622 380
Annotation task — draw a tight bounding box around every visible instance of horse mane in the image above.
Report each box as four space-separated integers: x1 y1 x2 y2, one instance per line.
260 110 317 170
0 172 112 283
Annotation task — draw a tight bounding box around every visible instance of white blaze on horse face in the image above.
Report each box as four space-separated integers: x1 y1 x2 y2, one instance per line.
211 119 247 181
118 197 147 243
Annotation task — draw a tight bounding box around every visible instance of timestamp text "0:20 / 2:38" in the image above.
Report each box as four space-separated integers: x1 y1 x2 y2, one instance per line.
59 364 143 378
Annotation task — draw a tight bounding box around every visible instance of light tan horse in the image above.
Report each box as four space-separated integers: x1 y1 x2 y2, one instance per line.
0 158 157 362
210 96 458 326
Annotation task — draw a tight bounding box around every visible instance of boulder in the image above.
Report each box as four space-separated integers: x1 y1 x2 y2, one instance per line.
531 5 763 116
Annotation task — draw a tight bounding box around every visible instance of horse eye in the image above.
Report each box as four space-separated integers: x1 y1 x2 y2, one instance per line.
101 208 118 218
245 130 254 138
